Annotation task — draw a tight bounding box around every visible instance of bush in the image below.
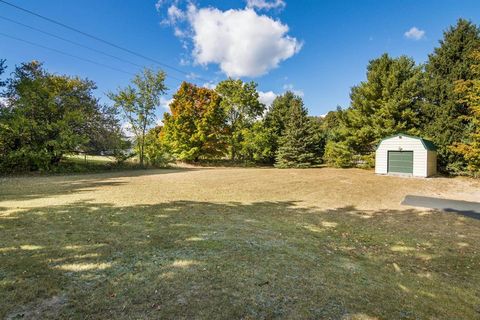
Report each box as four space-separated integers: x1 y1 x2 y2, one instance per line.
144 126 174 167
323 141 354 168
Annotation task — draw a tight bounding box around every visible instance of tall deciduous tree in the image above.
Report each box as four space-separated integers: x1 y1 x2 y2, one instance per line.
421 19 480 172
239 121 275 163
216 78 264 160
108 68 167 167
162 82 227 161
275 97 319 168
451 50 480 175
0 61 118 171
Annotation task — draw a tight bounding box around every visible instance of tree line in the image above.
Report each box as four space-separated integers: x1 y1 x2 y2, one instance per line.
323 19 480 176
1 19 479 176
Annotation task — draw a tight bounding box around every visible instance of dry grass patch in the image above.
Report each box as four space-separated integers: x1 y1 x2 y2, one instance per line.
0 168 479 319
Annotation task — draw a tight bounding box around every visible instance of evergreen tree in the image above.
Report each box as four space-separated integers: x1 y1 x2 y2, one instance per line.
328 54 423 167
275 99 319 168
421 19 480 172
264 91 303 163
345 54 423 154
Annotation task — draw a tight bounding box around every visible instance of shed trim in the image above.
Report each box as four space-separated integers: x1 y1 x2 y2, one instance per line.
376 133 437 151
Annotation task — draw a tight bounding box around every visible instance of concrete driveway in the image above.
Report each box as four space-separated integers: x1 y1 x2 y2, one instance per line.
402 195 480 220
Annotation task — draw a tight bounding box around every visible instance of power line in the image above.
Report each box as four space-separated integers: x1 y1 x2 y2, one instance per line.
0 15 142 69
0 15 186 84
0 32 136 76
0 32 182 90
0 0 210 84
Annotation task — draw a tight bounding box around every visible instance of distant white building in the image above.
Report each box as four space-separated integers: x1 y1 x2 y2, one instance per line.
375 133 437 178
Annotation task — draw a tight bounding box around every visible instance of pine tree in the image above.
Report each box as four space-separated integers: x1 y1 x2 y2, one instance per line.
344 54 423 155
421 19 480 172
327 54 423 167
264 91 302 163
274 100 319 168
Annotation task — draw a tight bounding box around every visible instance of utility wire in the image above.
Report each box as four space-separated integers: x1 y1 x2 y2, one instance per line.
0 32 136 76
0 0 210 84
0 15 186 84
0 32 180 90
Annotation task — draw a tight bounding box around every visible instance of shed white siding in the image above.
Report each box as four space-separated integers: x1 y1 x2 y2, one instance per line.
375 135 435 177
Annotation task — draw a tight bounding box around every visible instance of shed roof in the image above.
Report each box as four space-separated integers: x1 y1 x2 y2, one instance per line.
377 133 437 151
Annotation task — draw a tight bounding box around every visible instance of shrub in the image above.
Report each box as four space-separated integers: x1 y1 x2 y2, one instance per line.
323 141 354 168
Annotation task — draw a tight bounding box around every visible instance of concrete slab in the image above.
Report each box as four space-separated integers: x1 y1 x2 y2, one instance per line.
402 195 480 220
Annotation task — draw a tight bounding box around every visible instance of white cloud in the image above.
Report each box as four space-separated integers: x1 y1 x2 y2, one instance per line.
258 90 277 106
160 97 174 110
186 72 199 79
0 97 8 107
155 0 167 11
202 82 217 89
160 3 301 78
188 6 301 77
246 0 286 11
283 83 304 97
121 122 134 138
161 5 186 25
404 27 425 40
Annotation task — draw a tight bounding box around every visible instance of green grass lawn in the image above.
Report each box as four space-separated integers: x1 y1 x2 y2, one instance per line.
54 154 141 174
1 168 479 319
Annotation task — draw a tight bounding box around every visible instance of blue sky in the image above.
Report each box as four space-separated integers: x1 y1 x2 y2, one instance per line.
1 0 480 119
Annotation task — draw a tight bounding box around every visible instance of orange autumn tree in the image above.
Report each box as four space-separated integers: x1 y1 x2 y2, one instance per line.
162 82 227 161
451 50 480 175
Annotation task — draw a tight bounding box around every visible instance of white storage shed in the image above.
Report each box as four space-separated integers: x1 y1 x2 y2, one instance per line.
375 134 437 178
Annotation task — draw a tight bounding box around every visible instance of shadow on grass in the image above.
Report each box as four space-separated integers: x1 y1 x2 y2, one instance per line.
1 200 480 319
0 168 201 202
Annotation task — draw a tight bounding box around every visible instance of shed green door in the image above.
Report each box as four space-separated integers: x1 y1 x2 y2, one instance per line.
388 151 413 174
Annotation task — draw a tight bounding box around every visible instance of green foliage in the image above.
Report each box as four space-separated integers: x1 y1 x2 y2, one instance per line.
108 68 167 166
321 107 344 142
162 82 227 161
347 54 422 152
216 78 265 160
81 104 129 157
421 19 480 172
275 98 320 168
323 141 353 168
450 50 480 175
308 116 327 162
0 59 6 89
0 61 122 172
144 126 173 167
327 54 423 168
263 91 300 161
239 121 275 163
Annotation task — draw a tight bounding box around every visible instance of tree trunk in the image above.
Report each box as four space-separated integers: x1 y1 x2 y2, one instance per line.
140 123 146 167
